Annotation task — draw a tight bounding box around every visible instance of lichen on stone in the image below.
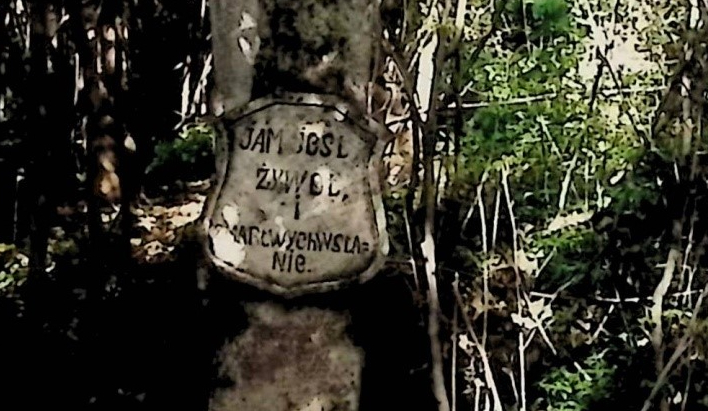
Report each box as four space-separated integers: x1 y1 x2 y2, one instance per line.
254 0 374 94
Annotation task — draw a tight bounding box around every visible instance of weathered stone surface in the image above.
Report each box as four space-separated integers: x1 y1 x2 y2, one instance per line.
209 0 377 112
209 303 363 411
204 93 388 296
206 2 386 409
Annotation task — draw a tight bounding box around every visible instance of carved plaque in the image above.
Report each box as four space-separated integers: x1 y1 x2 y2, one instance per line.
204 94 388 296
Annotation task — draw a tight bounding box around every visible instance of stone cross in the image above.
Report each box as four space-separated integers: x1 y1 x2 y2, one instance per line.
205 0 390 410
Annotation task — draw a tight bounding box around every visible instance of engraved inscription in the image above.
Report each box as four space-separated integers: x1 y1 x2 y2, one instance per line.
206 99 382 292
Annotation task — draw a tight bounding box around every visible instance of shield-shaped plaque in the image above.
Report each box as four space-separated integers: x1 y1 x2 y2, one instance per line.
203 93 389 296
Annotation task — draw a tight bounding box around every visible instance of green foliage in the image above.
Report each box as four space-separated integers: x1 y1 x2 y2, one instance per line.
500 0 573 48
451 31 589 224
145 121 215 186
531 226 603 288
0 243 28 293
446 0 690 407
449 0 662 291
532 0 570 35
536 352 616 411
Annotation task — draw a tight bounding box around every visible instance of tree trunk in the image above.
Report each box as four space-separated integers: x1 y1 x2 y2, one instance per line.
71 0 132 267
25 0 75 275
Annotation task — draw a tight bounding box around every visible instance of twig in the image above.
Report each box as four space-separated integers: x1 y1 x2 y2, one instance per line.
520 0 531 54
455 0 508 63
595 50 647 143
538 116 562 158
501 164 524 410
522 291 557 355
448 92 558 109
518 331 527 411
449 0 472 174
683 264 698 307
473 181 492 347
651 248 680 384
502 367 519 405
445 86 666 111
419 1 453 408
587 50 605 113
452 305 458 411
382 40 423 204
558 151 579 211
454 273 503 411
588 304 615 344
589 289 704 303
491 188 501 247
422 251 447 411
535 249 556 279
681 362 693 411
501 164 519 273
641 334 692 411
460 171 489 238
474 377 481 411
402 205 421 290
680 215 697 305
572 360 592 381
640 280 708 411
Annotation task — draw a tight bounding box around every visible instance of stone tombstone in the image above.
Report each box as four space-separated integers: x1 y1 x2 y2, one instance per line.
204 93 389 296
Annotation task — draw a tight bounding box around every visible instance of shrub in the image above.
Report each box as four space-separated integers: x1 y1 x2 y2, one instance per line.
0 243 28 294
144 121 215 188
536 352 616 411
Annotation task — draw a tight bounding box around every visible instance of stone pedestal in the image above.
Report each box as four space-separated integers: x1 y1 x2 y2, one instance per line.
209 303 362 411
